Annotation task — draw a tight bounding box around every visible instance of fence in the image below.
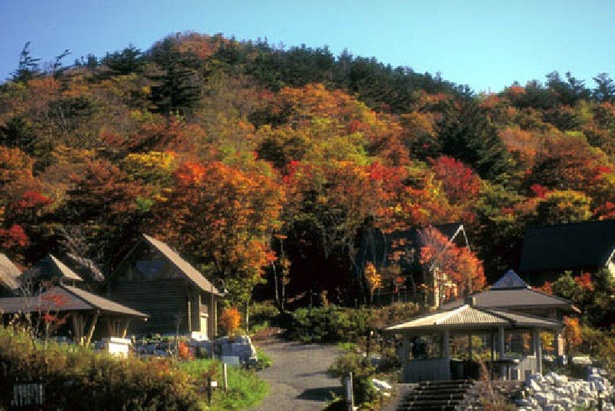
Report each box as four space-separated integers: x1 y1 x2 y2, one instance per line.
11 381 44 409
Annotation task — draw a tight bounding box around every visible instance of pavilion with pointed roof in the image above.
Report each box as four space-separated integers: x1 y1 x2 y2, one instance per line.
440 269 578 356
383 299 563 382
383 270 575 382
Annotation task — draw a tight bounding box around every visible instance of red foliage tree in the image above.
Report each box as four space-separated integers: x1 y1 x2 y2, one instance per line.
418 226 486 305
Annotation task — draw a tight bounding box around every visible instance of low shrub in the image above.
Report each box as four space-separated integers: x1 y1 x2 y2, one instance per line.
327 352 378 408
290 306 370 343
0 326 200 410
288 303 420 345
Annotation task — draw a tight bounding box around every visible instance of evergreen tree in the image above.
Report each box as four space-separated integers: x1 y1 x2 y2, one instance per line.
148 38 202 117
11 42 41 83
437 100 511 181
101 45 144 75
593 73 615 103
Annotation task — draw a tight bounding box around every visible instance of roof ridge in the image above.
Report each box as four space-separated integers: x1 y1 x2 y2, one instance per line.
434 305 468 325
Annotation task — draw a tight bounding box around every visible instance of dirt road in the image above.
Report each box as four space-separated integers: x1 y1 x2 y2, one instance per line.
249 337 343 411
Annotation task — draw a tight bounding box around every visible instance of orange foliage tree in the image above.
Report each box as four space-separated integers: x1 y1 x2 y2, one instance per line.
219 307 242 336
153 159 285 308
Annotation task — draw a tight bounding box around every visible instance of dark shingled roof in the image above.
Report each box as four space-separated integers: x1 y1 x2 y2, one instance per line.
520 220 615 273
491 269 528 289
21 254 84 283
440 270 579 313
0 284 147 318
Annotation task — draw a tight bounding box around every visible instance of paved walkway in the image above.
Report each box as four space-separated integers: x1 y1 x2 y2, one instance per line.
249 337 343 411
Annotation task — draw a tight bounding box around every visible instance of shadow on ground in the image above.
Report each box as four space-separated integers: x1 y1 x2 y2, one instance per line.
297 386 344 402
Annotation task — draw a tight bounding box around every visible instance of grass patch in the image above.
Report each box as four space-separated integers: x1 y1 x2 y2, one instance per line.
179 359 269 410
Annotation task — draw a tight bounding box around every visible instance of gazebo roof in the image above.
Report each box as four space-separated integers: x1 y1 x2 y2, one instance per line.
383 303 563 334
491 269 528 289
440 270 579 313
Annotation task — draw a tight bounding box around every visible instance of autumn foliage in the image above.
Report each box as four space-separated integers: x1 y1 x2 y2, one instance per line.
419 226 486 303
1 32 615 314
220 307 242 336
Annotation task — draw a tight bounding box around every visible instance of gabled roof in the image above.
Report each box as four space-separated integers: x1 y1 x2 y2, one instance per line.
0 253 21 291
65 253 105 282
357 223 468 269
440 270 579 313
0 284 147 318
520 220 615 272
142 234 223 295
383 304 562 333
21 254 84 283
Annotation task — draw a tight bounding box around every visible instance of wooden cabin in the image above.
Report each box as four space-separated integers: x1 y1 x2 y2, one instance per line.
105 234 223 340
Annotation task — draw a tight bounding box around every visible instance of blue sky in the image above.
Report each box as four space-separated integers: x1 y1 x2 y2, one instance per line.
1 0 614 93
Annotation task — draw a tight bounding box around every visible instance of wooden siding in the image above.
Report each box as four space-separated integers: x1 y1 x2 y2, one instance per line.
109 239 219 339
107 279 191 336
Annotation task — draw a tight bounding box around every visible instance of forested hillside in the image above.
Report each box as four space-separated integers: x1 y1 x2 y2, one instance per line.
2 32 615 308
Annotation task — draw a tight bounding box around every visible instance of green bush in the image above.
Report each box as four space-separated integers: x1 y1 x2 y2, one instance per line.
290 306 374 343
289 303 420 345
327 352 378 408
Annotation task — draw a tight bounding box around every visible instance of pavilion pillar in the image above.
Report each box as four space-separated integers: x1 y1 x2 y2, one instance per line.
498 326 506 379
441 328 450 359
556 329 565 357
401 334 410 383
84 311 100 347
532 328 542 374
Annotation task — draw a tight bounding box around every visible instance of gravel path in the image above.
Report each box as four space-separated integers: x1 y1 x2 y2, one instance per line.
249 337 344 411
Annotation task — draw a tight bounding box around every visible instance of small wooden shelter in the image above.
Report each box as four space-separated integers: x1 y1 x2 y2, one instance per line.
0 283 147 345
383 299 563 383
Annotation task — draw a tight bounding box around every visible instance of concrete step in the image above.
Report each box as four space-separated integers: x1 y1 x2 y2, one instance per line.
396 380 475 411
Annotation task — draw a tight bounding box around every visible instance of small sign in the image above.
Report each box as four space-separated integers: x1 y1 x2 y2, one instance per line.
210 381 218 388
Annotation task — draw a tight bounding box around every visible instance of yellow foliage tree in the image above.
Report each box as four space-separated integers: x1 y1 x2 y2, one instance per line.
364 262 382 305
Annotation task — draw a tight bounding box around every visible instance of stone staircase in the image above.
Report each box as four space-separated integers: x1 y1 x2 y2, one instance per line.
395 380 475 410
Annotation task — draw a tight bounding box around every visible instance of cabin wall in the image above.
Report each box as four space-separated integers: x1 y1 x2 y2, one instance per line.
106 279 190 337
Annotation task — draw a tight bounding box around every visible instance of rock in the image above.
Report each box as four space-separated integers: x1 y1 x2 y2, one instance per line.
535 392 554 407
372 378 392 391
571 356 592 365
214 335 257 365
